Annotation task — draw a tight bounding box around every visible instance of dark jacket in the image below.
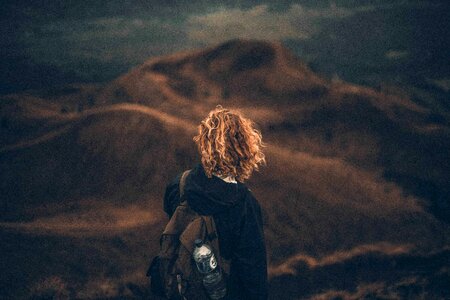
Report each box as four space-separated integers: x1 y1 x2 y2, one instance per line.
163 163 268 300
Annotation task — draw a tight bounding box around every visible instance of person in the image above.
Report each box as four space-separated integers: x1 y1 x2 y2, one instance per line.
163 105 268 299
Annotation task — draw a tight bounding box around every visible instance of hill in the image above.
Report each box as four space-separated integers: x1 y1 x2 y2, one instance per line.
94 39 449 220
1 102 449 298
1 40 449 298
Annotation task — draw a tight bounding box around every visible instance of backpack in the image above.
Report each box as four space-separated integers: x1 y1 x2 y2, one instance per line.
147 170 230 299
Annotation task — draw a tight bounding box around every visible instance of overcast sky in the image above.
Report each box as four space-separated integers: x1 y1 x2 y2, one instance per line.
2 1 449 94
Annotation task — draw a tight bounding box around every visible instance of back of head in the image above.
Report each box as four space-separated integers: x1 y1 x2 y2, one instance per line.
193 105 266 182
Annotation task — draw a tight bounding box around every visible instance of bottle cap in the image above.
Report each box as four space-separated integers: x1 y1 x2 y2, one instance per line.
194 239 203 247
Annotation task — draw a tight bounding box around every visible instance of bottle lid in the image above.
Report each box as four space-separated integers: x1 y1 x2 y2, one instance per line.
194 239 203 247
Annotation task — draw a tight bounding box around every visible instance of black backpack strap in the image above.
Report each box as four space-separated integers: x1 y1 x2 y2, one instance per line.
203 215 230 274
203 216 218 242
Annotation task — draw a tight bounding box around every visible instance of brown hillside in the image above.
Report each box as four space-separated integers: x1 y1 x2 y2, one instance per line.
1 103 449 297
94 39 449 220
1 40 449 298
0 103 197 221
96 40 327 117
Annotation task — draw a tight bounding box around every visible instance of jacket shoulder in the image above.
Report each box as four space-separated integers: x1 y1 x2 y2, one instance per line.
163 172 183 217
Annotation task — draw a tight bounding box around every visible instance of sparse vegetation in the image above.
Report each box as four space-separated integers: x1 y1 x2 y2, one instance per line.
1 40 449 299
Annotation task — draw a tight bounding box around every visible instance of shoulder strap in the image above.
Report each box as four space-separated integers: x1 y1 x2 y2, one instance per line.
203 215 230 274
178 168 230 273
179 170 191 200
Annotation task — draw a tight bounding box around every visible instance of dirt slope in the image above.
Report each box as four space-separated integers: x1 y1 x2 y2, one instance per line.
93 40 450 220
1 103 449 298
1 40 449 298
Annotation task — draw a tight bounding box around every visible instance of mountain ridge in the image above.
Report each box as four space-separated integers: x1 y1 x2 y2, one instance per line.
1 39 449 298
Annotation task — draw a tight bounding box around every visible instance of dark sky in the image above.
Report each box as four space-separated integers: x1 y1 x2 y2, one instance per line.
2 0 449 95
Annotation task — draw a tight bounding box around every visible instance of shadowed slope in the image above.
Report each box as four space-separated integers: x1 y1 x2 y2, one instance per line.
0 103 197 221
0 104 198 298
269 246 450 299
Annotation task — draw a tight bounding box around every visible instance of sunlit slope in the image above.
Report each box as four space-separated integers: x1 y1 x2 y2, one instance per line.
94 39 450 220
1 102 447 252
97 40 326 110
252 145 449 262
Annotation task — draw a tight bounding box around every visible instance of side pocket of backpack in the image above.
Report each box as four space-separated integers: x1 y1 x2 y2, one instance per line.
147 256 165 296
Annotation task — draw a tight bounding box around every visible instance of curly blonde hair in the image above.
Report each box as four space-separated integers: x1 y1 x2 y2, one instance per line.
193 105 266 182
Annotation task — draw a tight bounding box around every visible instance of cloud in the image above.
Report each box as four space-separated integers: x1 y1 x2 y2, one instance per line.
41 17 169 40
24 16 187 67
385 50 409 59
186 4 373 44
428 78 450 92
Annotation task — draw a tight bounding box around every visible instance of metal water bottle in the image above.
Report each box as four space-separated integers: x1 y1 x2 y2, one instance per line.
193 239 227 299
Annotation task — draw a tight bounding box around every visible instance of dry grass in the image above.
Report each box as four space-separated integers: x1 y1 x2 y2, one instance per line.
1 40 449 299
